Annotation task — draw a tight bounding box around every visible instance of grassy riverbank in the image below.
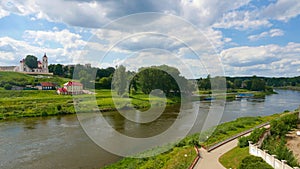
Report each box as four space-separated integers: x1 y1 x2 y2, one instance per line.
200 113 281 148
101 111 289 169
219 111 299 169
0 89 179 120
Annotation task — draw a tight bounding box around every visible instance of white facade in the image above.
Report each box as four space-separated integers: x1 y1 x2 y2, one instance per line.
18 54 49 73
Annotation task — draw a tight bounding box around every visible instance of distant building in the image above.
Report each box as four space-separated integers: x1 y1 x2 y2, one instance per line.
36 82 57 90
0 53 52 75
57 81 83 95
19 53 49 73
0 66 19 72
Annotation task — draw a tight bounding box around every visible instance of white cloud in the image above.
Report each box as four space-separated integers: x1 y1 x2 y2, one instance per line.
220 43 300 77
261 0 300 22
23 29 86 49
0 36 85 65
248 29 284 41
213 10 272 30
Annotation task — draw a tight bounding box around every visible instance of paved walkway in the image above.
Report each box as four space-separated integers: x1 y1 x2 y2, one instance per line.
194 139 238 169
194 124 270 169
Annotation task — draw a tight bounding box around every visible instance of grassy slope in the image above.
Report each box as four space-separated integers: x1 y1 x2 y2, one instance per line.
219 146 249 169
102 146 196 169
200 114 280 148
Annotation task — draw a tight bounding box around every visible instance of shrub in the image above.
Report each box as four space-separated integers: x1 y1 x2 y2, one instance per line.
238 128 266 148
4 84 12 90
238 156 273 169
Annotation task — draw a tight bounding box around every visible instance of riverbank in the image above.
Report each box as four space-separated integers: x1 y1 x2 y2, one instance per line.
0 89 179 120
102 112 286 169
276 86 300 91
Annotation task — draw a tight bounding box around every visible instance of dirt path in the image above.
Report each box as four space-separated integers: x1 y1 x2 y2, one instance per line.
286 124 300 164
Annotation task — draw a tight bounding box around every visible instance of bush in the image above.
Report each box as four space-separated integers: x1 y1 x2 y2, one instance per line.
238 128 266 148
239 156 273 169
4 84 12 90
270 113 298 136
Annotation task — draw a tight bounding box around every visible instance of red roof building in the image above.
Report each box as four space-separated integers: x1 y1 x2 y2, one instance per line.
57 81 83 95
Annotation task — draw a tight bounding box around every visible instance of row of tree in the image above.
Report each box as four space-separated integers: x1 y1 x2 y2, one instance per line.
197 75 268 91
112 65 193 96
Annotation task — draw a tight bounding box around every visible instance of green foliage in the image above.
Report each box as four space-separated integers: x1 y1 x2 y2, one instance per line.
175 133 200 147
98 76 112 89
261 113 299 167
238 156 273 169
251 77 266 91
201 115 282 148
102 146 196 169
238 128 266 148
112 65 128 95
270 113 298 136
24 55 38 69
4 84 12 90
53 64 64 76
137 65 190 96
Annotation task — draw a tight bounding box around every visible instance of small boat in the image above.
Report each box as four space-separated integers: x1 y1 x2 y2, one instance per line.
236 93 254 98
203 97 216 101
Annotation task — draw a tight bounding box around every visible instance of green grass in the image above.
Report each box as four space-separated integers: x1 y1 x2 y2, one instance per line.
102 146 197 169
0 89 179 120
219 146 249 169
0 71 69 87
200 114 281 148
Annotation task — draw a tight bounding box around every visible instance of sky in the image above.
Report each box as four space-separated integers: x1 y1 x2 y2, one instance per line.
0 0 300 78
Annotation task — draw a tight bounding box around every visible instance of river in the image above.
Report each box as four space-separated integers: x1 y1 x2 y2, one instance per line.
0 89 299 169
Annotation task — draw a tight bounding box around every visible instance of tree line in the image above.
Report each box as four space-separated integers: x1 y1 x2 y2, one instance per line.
197 75 300 92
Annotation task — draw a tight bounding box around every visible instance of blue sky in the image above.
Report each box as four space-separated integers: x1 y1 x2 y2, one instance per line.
0 0 300 78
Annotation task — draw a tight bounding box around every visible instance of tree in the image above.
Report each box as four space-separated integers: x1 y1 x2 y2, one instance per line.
53 64 63 76
24 55 38 69
112 65 127 95
99 76 112 89
233 79 242 89
251 77 266 91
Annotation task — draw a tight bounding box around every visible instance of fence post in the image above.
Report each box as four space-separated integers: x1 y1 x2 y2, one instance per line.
281 160 287 169
272 155 276 168
263 150 268 160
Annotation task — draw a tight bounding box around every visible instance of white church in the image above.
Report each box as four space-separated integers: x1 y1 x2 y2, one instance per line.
19 53 50 74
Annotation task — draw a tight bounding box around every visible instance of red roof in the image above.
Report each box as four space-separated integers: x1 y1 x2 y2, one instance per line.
64 81 83 86
40 82 56 87
57 88 67 92
38 61 42 64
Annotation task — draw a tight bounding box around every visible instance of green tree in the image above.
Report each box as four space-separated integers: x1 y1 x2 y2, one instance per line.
99 76 112 89
233 79 242 89
24 55 38 69
53 64 63 76
251 76 266 91
112 65 127 95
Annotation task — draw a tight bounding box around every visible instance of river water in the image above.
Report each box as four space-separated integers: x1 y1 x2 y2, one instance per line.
0 89 299 169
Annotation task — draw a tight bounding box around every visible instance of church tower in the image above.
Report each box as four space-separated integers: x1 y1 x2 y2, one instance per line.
42 53 48 73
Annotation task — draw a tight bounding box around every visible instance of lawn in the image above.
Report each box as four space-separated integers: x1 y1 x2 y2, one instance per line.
219 146 249 169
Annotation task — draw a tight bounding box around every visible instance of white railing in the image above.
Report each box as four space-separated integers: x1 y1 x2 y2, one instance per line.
249 142 299 169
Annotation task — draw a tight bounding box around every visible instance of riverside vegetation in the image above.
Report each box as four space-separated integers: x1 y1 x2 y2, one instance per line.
220 111 300 169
